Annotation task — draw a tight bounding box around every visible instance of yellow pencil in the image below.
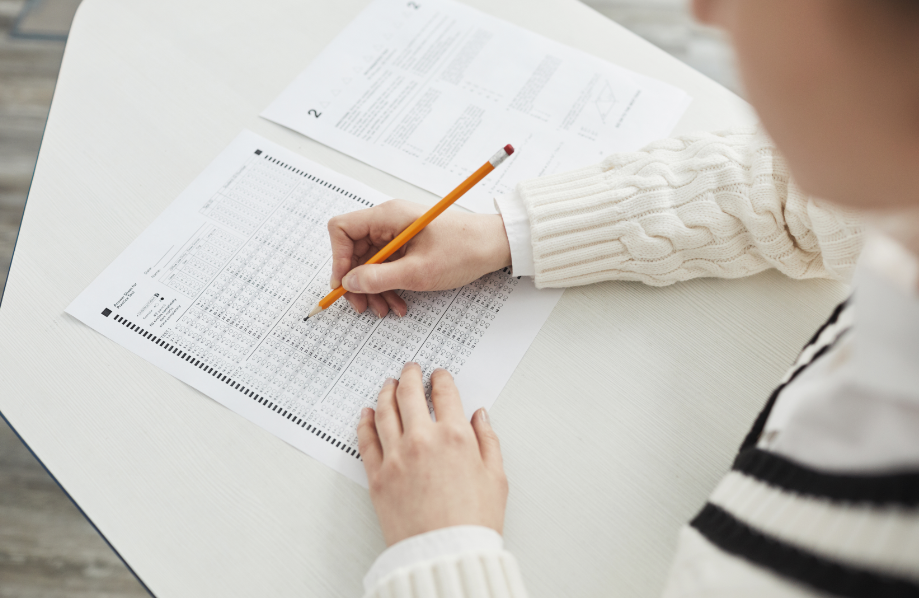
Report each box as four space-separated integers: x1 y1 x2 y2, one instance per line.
306 144 515 319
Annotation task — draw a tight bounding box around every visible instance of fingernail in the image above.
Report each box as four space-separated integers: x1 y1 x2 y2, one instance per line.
406 361 420 369
432 367 451 378
479 408 490 424
374 308 384 319
330 277 340 290
342 273 362 293
360 407 372 421
382 378 396 387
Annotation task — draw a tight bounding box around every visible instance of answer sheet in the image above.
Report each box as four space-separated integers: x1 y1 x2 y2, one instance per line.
263 0 691 213
67 131 562 486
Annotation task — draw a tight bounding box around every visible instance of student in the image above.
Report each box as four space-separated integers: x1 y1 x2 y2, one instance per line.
326 1 919 596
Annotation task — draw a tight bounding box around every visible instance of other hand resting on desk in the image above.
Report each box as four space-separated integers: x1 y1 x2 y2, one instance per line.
357 362 507 547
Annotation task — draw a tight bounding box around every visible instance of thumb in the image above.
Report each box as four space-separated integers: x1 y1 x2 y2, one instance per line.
472 408 503 472
342 258 422 294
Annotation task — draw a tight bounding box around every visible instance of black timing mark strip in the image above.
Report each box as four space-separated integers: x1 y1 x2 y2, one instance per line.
105 310 361 460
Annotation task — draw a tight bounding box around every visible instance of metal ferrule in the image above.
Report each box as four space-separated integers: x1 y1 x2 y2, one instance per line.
488 147 510 168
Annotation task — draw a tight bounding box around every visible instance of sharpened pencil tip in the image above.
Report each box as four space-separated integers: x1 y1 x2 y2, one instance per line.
307 303 323 319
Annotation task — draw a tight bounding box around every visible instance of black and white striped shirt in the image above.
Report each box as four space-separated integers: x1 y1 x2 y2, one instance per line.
665 235 919 597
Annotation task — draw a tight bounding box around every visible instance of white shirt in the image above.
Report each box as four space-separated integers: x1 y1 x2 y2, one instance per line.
494 190 536 277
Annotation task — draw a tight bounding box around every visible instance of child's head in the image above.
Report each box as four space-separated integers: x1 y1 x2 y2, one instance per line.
693 0 919 211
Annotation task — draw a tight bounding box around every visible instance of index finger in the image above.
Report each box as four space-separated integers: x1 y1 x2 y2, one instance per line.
327 201 420 289
328 210 374 290
357 408 383 473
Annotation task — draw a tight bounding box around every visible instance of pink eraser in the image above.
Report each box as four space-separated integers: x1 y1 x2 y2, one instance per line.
504 144 515 156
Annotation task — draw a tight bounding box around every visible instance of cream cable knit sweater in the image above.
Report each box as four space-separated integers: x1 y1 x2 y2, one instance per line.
517 128 863 288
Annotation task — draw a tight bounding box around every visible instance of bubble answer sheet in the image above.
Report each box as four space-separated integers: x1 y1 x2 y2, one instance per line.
262 0 692 214
66 131 563 486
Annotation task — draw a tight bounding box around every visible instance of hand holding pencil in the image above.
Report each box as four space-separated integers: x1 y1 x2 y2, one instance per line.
313 146 515 319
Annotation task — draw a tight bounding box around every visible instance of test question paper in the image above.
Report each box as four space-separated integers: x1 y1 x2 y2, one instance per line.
262 0 692 213
66 131 563 486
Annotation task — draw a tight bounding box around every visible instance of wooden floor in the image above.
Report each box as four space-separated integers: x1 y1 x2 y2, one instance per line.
0 1 739 595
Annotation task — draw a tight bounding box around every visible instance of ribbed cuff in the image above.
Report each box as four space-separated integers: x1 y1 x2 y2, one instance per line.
364 526 503 594
516 161 633 288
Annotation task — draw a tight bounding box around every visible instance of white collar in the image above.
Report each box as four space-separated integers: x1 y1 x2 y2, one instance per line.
848 231 919 399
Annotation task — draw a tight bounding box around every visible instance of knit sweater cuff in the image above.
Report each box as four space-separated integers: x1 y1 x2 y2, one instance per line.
362 549 529 598
516 128 863 288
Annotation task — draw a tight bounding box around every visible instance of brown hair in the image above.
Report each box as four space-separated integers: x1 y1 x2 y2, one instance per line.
837 0 919 51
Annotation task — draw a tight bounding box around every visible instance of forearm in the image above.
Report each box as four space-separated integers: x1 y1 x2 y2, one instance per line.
508 127 863 288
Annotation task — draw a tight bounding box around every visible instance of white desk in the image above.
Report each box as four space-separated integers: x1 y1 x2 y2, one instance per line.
0 1 848 596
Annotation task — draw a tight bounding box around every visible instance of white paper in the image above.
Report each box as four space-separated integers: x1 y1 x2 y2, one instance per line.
262 0 692 213
66 131 563 486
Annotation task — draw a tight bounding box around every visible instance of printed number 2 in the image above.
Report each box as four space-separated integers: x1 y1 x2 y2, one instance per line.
407 1 419 8
308 109 321 118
